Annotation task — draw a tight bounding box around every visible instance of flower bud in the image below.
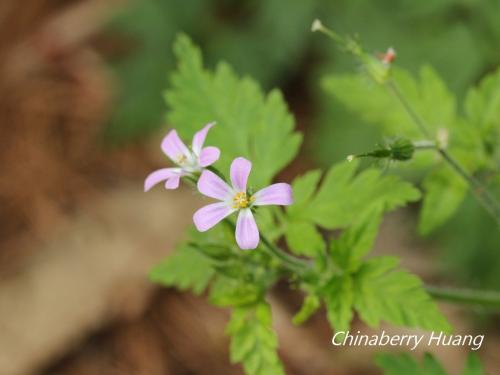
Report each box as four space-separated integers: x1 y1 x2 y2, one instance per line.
389 138 414 161
348 138 415 162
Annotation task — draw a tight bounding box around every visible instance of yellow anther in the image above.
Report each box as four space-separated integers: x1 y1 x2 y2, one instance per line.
232 192 251 209
176 154 187 165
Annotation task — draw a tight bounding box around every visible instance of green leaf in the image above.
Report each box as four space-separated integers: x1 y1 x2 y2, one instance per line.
322 66 455 138
422 353 448 375
165 34 302 187
287 169 322 217
292 294 321 325
149 244 214 295
376 352 487 375
322 275 354 338
465 67 500 137
462 353 488 375
285 221 325 257
209 275 262 307
376 352 446 375
226 303 284 375
291 160 420 229
419 165 468 235
353 257 451 332
375 352 421 375
463 67 500 171
330 208 383 270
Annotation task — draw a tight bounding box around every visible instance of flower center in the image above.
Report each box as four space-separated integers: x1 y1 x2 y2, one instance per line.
232 192 253 209
176 154 188 165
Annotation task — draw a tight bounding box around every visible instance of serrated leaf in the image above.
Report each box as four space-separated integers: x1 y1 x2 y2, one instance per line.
292 160 420 229
287 169 322 217
209 275 262 307
226 303 284 375
149 244 214 294
353 257 451 332
292 294 321 325
465 67 500 137
330 207 383 270
285 221 325 257
419 165 468 235
165 34 302 187
322 275 353 339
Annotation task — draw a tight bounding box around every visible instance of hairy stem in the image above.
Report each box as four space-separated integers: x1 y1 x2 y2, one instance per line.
426 286 500 308
387 80 500 225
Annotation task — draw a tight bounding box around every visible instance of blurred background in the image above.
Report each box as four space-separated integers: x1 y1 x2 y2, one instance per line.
1 0 500 374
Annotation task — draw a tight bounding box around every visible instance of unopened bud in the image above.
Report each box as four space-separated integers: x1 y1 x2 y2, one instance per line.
389 138 414 161
348 138 414 163
311 19 323 32
381 47 396 65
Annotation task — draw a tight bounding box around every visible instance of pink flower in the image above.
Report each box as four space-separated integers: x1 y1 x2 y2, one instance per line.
144 122 220 191
193 157 293 250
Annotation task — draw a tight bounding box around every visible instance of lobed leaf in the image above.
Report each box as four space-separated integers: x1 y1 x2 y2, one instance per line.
287 160 420 230
165 34 302 187
149 244 214 295
419 165 468 235
353 257 451 332
226 303 285 375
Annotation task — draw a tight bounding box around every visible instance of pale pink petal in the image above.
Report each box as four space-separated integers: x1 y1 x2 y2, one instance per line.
161 129 190 163
192 122 216 155
198 146 220 167
165 175 181 189
235 209 259 250
193 202 235 232
197 170 233 200
230 157 252 192
144 168 182 191
253 183 293 206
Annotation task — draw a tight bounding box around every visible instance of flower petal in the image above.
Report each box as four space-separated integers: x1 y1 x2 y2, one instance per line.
193 202 235 232
230 157 252 192
198 170 233 200
165 174 181 189
198 146 220 167
161 129 190 163
235 209 259 250
253 183 293 206
192 122 216 155
144 168 182 191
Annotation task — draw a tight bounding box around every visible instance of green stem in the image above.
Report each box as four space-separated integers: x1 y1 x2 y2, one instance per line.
438 150 500 224
413 140 437 150
426 286 500 308
223 219 311 272
386 81 432 138
259 234 312 272
386 80 500 225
